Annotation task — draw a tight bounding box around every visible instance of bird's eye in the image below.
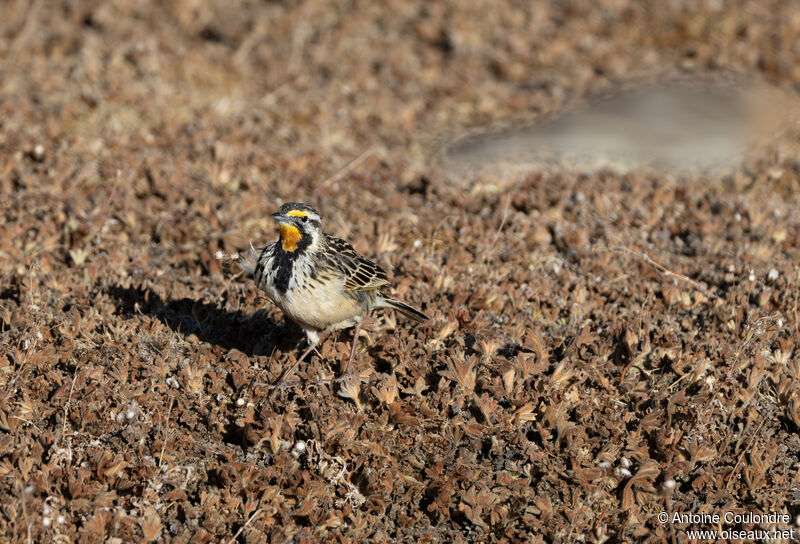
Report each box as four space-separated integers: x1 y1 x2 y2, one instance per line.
300 216 308 223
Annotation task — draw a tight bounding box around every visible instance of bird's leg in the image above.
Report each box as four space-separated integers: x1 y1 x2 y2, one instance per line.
343 314 366 375
271 332 326 396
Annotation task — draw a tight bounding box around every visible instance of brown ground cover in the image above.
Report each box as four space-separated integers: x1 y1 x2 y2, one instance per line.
2 1 800 542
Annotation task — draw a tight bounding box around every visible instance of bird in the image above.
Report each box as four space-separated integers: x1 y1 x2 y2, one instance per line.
241 202 428 384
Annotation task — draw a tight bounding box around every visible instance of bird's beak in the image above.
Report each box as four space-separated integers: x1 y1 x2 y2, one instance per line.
271 211 288 222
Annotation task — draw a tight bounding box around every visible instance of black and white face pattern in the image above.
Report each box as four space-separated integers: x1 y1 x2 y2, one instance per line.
271 202 323 254
260 202 324 295
277 202 322 227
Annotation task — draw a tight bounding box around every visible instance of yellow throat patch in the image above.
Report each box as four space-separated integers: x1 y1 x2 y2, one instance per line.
280 223 302 251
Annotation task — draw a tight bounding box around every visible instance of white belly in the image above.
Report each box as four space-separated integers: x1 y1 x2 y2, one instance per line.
279 278 364 331
260 260 365 332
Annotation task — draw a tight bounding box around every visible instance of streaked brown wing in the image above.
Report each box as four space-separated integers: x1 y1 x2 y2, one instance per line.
325 236 389 292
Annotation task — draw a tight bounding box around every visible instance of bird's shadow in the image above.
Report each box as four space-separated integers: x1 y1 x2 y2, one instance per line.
107 285 303 356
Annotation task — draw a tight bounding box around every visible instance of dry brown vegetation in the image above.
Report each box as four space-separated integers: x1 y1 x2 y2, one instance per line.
3 0 800 542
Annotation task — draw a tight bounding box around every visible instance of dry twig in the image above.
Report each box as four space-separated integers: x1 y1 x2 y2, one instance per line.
615 245 716 299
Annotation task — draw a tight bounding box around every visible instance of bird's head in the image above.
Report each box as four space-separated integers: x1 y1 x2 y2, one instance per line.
271 202 323 252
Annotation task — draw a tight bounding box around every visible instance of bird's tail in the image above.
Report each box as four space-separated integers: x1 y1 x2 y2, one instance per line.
381 297 429 323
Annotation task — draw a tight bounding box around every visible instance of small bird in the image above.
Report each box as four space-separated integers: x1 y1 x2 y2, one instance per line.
242 202 428 382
